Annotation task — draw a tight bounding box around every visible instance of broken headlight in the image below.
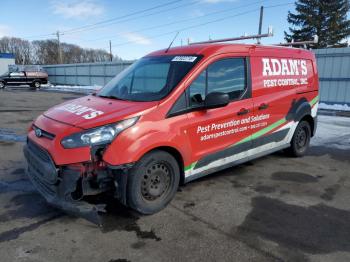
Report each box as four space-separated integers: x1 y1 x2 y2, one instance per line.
61 116 139 149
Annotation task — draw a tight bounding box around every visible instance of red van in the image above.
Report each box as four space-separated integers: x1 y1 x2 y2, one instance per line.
24 43 319 222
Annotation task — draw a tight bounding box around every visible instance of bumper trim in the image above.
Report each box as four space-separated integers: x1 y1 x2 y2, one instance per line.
24 140 107 225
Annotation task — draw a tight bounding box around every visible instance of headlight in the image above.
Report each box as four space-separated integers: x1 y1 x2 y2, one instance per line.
61 116 139 149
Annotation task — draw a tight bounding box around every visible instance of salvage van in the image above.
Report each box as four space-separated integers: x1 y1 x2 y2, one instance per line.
24 42 319 223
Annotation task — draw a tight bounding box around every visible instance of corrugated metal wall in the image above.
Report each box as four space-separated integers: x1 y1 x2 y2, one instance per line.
43 61 133 86
314 48 350 105
43 49 350 105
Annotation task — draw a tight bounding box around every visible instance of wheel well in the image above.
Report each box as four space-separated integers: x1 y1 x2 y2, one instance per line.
149 146 185 185
300 115 315 136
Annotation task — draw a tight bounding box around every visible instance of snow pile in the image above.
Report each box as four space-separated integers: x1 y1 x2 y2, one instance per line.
42 84 102 94
319 102 350 112
311 115 350 150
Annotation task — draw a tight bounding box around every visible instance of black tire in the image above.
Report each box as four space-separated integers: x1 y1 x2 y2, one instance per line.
0 81 5 89
286 121 311 157
33 80 41 89
127 150 180 214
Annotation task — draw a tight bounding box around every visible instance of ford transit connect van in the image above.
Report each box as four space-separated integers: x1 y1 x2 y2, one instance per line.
24 43 319 222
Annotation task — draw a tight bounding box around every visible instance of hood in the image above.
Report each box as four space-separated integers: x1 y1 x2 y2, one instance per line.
43 95 158 129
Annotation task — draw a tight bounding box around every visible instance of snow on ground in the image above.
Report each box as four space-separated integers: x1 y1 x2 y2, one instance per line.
319 102 350 112
312 115 350 150
41 84 102 94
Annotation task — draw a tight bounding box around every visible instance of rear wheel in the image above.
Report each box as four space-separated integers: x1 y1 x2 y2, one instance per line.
32 80 41 89
0 81 5 89
127 150 180 214
287 121 311 157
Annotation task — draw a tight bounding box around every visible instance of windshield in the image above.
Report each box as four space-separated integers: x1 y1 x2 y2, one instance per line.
98 55 202 102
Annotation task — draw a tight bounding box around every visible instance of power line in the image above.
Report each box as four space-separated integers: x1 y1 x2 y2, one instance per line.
111 8 261 47
23 32 56 40
22 0 185 39
110 3 294 48
61 0 190 35
80 0 270 43
62 1 201 36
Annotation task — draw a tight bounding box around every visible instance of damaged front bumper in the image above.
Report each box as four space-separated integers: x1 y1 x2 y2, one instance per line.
23 139 131 225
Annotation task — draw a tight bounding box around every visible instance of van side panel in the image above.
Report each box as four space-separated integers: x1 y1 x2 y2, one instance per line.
104 49 319 182
248 53 318 157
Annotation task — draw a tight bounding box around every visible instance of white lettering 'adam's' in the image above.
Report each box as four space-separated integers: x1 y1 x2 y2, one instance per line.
262 58 307 76
57 103 104 119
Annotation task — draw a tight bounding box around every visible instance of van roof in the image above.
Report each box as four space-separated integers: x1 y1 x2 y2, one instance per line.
147 43 315 60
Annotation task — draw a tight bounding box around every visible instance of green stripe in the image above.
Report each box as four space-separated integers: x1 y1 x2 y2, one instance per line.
186 95 319 172
185 118 288 172
235 118 287 146
310 95 319 106
185 162 197 171
251 118 287 140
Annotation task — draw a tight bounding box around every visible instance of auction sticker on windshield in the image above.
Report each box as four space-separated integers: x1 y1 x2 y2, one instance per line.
172 56 197 62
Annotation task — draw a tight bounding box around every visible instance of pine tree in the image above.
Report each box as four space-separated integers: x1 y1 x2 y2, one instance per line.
285 0 350 48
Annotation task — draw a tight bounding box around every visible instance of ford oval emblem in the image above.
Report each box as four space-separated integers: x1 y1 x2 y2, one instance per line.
35 128 42 137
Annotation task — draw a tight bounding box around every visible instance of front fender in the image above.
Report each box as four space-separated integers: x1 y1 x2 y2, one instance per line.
102 130 191 167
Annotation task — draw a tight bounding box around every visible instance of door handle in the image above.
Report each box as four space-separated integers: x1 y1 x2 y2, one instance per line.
258 103 269 110
237 108 250 116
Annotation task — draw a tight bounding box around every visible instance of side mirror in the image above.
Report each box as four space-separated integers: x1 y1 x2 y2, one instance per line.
204 92 229 109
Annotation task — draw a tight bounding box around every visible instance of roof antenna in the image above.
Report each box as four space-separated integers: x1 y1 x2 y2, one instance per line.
165 32 179 53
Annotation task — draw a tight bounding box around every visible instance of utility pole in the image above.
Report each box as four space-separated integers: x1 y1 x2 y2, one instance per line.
257 6 264 44
109 40 113 61
56 31 62 64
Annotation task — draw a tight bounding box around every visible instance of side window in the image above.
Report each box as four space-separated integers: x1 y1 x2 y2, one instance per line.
10 72 25 77
207 58 246 100
188 58 247 108
189 70 206 107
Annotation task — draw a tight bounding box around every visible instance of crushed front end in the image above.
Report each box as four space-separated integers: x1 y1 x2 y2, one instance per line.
23 135 131 225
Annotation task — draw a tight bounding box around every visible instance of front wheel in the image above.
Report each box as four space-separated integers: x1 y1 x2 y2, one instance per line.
286 121 311 157
127 150 180 214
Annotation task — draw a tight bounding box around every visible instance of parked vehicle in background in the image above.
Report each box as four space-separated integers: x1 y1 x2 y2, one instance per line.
0 65 48 89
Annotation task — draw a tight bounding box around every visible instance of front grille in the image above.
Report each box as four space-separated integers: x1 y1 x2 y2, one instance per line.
25 139 58 185
27 139 50 162
33 125 55 140
27 164 57 198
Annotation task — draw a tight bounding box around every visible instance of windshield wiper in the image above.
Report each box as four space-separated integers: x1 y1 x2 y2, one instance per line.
98 95 128 101
98 95 118 99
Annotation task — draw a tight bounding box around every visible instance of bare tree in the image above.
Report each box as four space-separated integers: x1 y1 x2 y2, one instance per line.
32 39 60 64
0 37 32 64
0 36 117 65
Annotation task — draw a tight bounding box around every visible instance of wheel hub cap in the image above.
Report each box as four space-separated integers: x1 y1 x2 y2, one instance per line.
296 128 307 148
141 163 170 201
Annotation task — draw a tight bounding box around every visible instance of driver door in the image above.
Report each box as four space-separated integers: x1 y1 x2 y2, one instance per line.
185 57 254 172
7 71 25 85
